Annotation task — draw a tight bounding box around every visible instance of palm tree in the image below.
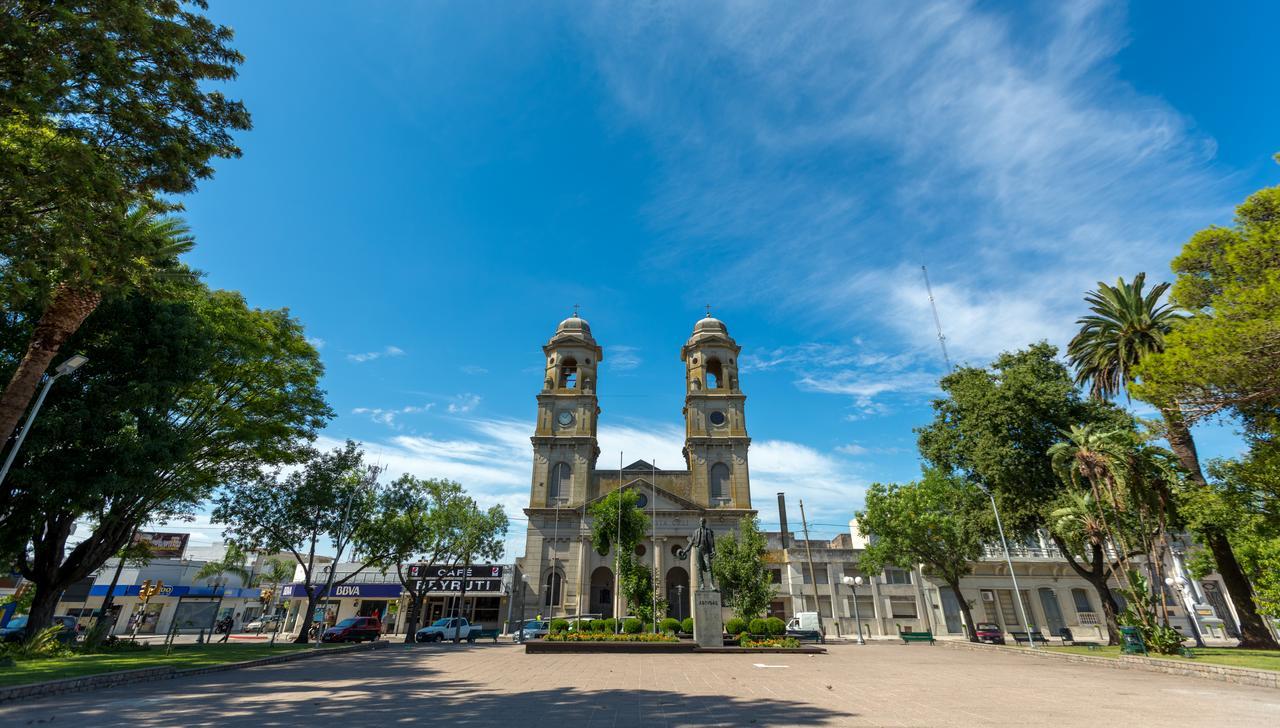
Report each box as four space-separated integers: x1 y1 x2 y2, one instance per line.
251 558 295 631
1048 425 1135 567
196 543 252 631
1048 491 1123 643
1068 274 1278 648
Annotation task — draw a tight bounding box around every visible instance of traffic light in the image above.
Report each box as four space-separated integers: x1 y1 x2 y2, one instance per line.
260 588 274 604
151 580 164 598
140 580 151 601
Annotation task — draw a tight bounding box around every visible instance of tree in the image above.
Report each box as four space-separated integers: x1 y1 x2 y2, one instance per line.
1047 490 1124 640
194 543 252 589
253 557 296 620
856 469 993 641
917 343 1132 644
711 515 774 624
589 490 658 625
212 441 386 643
0 284 329 640
0 0 252 447
356 475 468 643
446 501 508 643
1071 269 1279 648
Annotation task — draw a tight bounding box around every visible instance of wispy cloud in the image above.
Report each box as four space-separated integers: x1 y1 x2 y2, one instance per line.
347 345 406 363
608 345 642 372
460 365 489 375
352 404 434 428
447 393 482 414
306 337 326 350
579 0 1228 373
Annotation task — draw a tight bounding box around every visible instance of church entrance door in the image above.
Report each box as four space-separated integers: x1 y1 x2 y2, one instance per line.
589 567 614 617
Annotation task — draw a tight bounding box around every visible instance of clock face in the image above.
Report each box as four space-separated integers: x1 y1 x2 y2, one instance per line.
557 411 575 427
708 411 727 426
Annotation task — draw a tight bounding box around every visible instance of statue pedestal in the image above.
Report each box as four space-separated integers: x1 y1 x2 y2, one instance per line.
692 588 724 649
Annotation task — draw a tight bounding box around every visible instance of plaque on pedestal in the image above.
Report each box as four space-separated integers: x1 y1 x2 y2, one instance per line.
693 588 724 648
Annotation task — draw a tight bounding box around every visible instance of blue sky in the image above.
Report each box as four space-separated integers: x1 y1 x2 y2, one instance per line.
168 1 1279 557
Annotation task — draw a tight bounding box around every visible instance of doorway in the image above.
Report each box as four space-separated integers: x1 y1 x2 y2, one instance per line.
939 589 964 634
1038 588 1066 635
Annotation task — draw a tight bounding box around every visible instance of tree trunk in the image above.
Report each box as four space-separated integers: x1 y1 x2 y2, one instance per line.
1054 536 1122 646
947 579 978 641
453 565 469 644
1163 407 1279 649
24 582 63 643
294 591 321 644
402 590 422 644
0 284 101 452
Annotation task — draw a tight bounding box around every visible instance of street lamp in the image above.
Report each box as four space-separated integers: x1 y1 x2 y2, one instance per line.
675 585 685 622
842 575 866 645
0 354 88 487
1164 576 1206 648
976 483 1037 649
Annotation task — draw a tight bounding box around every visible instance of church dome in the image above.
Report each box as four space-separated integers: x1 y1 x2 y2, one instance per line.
693 315 727 335
557 315 591 334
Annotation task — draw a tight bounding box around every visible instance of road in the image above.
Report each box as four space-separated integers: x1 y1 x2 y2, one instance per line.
3 641 1278 726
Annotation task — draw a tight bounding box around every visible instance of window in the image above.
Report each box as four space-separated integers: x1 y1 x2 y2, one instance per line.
706 359 723 389
769 569 782 584
1071 588 1092 614
543 571 563 607
635 493 648 508
548 463 571 503
634 544 646 557
559 358 578 389
883 568 912 585
890 597 918 618
709 463 730 502
802 568 830 584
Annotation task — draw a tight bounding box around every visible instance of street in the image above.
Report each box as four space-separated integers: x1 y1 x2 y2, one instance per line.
3 642 1277 726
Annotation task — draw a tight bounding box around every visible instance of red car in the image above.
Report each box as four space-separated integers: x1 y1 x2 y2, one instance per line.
974 622 1005 645
321 616 381 643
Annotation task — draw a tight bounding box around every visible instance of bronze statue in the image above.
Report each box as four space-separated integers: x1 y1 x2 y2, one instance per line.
677 517 716 590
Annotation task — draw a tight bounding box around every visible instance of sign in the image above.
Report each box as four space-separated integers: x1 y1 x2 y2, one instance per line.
281 583 404 599
133 532 190 559
408 564 504 594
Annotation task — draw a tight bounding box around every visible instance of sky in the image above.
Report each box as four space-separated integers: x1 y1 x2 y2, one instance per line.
159 1 1279 558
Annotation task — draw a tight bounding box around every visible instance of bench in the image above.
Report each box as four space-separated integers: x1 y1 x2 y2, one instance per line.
1009 631 1049 645
466 628 501 644
900 631 934 645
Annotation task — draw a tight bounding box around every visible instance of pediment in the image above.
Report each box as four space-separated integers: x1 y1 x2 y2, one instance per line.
586 478 704 512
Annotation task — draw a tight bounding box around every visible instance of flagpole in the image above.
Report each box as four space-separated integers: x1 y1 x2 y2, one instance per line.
651 457 657 632
616 450 623 633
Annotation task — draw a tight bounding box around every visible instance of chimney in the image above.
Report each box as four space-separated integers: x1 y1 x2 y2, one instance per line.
777 492 790 549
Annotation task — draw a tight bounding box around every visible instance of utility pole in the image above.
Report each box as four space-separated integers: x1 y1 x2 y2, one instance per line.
921 266 952 372
798 500 824 639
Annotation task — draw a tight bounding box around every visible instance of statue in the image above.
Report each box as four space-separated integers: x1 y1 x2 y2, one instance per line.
677 517 716 590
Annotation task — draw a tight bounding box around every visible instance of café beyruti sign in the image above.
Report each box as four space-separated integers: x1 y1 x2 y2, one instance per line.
281 565 505 599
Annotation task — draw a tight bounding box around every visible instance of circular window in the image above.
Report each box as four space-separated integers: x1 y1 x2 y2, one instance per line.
635 493 649 508
709 411 727 426
634 544 646 557
671 544 682 557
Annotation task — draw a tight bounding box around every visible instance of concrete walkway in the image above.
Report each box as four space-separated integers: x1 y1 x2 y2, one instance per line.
3 641 1277 726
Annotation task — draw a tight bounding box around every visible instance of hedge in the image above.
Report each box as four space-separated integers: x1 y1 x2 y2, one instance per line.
725 617 747 636
660 618 682 634
550 619 569 634
681 618 694 634
623 618 643 634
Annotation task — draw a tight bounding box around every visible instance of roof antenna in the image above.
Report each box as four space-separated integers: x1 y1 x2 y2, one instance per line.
921 265 952 371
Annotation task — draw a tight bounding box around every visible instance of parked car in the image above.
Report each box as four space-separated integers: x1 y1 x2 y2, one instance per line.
517 620 549 642
0 615 79 643
321 616 381 643
245 615 283 633
974 622 1005 645
416 617 470 642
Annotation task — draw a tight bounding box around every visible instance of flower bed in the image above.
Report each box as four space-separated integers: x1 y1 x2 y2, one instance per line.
738 636 801 649
546 631 679 643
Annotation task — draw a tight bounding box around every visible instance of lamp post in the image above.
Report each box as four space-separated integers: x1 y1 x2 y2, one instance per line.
977 483 1037 649
0 354 88 487
675 585 685 622
842 575 865 645
1165 576 1206 648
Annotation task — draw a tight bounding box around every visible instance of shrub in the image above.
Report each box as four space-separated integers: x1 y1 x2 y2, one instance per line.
765 617 786 636
660 618 682 634
725 617 747 635
546 631 678 643
550 619 569 634
680 617 694 634
600 618 617 634
740 636 801 649
748 618 770 636
623 618 643 634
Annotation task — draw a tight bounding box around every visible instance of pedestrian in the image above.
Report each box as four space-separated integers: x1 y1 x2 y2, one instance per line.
217 615 232 643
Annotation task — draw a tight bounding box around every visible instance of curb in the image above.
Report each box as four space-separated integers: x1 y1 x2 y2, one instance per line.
935 638 1279 689
0 640 390 704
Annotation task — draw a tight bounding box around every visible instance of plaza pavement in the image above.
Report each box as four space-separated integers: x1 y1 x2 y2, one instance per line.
3 641 1278 726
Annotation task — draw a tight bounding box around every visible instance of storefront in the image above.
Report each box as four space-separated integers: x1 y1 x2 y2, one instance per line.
84 583 263 636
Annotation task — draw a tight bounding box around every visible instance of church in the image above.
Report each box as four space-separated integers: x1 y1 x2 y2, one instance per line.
514 313 757 622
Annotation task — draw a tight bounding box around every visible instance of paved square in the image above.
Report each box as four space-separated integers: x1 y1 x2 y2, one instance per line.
3 642 1277 726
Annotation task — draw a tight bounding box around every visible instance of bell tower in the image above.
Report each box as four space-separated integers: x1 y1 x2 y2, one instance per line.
530 313 602 507
681 312 751 508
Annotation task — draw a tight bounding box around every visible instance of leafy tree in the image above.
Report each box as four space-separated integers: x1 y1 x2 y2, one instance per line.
443 499 508 643
711 515 773 623
0 0 252 445
1071 268 1279 648
589 490 661 625
1047 490 1124 639
1 285 328 639
356 475 468 643
917 343 1131 644
252 557 296 619
856 469 993 641
212 441 386 644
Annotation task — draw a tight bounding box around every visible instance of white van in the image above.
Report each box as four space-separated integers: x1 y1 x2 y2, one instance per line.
786 612 823 641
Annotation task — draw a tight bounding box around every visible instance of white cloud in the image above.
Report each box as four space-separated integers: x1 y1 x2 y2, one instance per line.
352 404 434 428
836 443 869 456
347 345 407 363
607 345 642 372
306 337 326 350
447 393 482 414
460 365 489 375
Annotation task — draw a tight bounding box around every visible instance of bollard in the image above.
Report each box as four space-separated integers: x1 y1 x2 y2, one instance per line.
197 628 205 644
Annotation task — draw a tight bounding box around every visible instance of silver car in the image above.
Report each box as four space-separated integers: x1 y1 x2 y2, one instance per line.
518 620 549 642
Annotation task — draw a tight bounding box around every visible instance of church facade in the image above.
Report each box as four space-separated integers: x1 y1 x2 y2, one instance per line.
514 313 757 622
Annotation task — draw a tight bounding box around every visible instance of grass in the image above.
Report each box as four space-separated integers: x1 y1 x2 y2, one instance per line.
1047 645 1280 672
0 642 335 688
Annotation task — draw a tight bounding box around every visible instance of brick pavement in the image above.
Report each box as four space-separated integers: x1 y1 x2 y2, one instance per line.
2 641 1277 726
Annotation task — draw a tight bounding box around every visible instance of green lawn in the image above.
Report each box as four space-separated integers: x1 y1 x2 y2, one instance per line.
1047 645 1280 672
0 643 328 687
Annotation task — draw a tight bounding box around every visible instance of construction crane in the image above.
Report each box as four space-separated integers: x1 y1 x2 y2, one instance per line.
921 265 952 371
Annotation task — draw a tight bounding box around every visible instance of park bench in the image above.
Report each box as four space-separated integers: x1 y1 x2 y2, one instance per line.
1119 626 1147 656
900 630 934 645
1057 627 1100 650
1009 630 1049 646
466 628 501 644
